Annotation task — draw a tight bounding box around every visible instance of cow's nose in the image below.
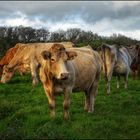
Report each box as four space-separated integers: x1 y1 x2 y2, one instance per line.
60 73 69 80
1 80 6 84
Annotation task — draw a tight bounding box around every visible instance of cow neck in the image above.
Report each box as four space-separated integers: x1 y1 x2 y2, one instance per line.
0 50 14 66
44 62 52 79
44 62 54 90
8 47 24 68
0 56 7 66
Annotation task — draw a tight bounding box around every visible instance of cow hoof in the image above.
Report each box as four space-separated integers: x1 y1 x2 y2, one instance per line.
64 112 70 120
84 109 88 112
88 108 94 113
64 116 70 120
84 107 88 112
88 110 93 113
50 111 56 119
32 82 38 86
124 87 128 89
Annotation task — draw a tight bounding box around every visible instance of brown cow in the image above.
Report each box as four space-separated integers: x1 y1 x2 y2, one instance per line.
39 44 102 119
130 47 140 79
2 64 30 82
0 43 25 76
1 42 74 85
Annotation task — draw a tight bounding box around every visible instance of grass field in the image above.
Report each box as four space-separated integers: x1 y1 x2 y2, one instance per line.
0 73 140 139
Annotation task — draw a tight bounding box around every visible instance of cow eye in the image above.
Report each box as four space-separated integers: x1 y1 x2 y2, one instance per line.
51 58 55 62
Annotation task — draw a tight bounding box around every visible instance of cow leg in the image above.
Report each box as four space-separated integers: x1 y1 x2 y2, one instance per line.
136 71 138 80
39 68 55 118
84 91 90 112
116 75 120 89
124 73 129 89
133 70 136 80
137 64 140 79
132 69 136 80
48 96 55 118
106 80 110 95
63 88 72 119
43 84 56 118
19 71 23 76
20 72 23 76
88 74 99 113
30 62 39 86
88 91 96 113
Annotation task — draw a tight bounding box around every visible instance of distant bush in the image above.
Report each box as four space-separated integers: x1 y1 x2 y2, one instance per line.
0 26 139 57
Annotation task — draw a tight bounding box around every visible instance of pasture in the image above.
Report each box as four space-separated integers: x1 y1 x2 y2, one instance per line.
0 73 140 139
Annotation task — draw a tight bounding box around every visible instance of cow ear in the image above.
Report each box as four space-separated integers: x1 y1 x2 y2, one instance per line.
66 51 77 60
41 51 51 60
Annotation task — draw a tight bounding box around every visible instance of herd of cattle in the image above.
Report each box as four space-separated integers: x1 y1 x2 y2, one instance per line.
0 41 140 119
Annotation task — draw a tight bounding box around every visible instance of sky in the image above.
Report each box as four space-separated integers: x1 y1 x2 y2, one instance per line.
0 1 140 40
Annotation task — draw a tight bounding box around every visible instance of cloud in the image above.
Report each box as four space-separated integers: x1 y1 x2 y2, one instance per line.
0 12 44 28
1 1 140 22
0 1 140 40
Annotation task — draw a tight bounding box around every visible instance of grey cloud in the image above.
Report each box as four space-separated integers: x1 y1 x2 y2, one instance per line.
0 1 140 31
0 1 83 21
0 1 139 21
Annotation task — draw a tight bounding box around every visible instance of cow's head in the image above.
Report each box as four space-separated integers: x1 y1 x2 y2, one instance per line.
99 44 117 81
41 44 77 80
1 65 14 83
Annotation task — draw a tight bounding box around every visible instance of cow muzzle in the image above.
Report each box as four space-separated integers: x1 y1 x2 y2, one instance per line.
60 73 69 80
1 79 6 83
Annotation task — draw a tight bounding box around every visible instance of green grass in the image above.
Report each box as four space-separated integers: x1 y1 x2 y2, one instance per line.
0 74 140 139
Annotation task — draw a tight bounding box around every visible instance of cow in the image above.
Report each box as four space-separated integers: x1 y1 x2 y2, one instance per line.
98 43 139 94
0 43 25 76
39 44 102 119
130 46 140 79
2 64 30 83
1 42 74 85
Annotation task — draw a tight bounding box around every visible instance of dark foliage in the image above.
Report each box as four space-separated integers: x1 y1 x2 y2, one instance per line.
0 26 140 58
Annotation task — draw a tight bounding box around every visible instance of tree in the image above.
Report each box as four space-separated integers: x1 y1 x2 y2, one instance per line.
35 28 50 42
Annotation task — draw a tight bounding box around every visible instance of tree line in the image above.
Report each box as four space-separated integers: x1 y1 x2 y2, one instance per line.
0 25 140 58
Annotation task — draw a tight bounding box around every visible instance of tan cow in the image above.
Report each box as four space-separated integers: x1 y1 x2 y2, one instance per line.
1 42 74 85
39 44 102 119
